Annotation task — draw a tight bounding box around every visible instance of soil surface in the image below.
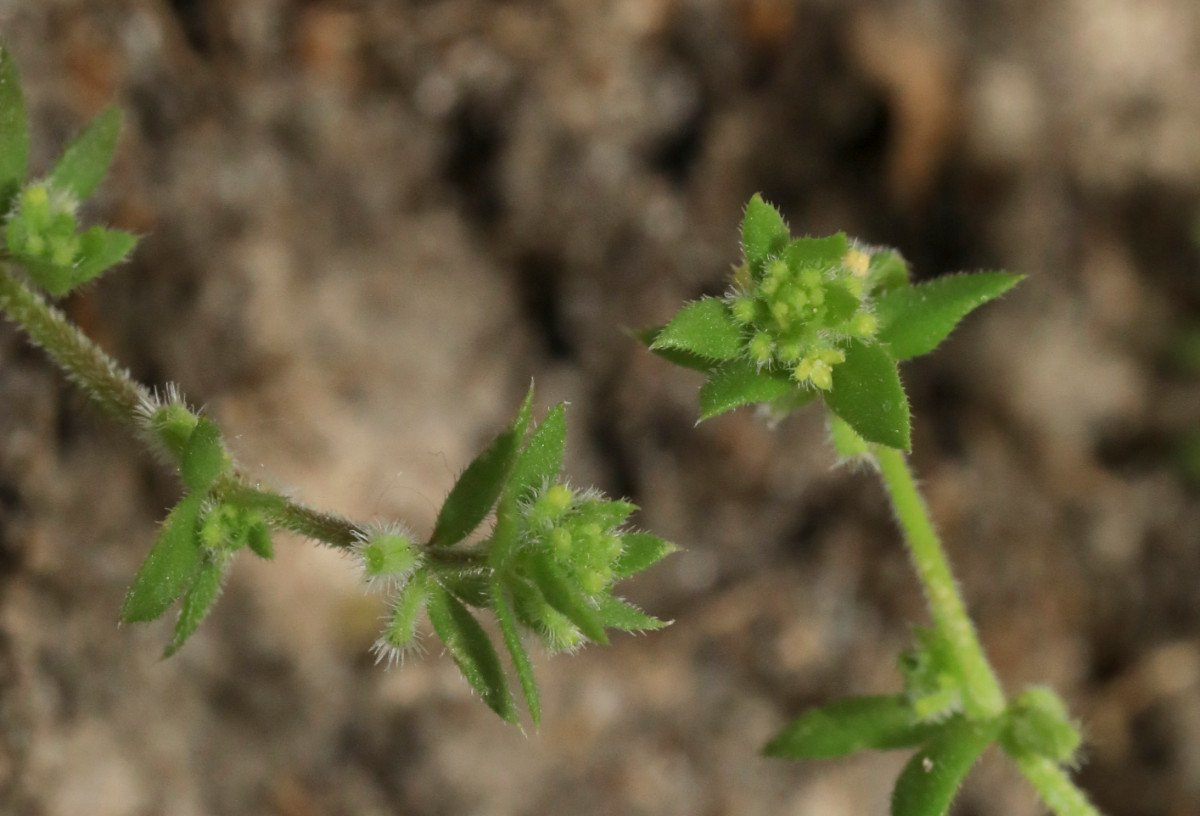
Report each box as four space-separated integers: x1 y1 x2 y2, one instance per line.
2 2 1199 814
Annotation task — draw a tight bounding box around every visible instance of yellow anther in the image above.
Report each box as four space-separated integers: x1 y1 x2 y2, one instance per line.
810 360 833 390
843 248 870 278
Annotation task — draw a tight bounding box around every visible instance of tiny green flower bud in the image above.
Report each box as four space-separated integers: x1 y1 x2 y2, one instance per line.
843 247 870 278
530 483 574 526
578 566 610 595
749 332 774 363
150 402 200 459
817 348 845 365
550 526 573 558
851 312 877 337
769 300 791 328
800 268 822 289
843 274 864 299
731 296 757 324
23 184 49 211
355 524 421 590
777 340 804 362
809 359 833 391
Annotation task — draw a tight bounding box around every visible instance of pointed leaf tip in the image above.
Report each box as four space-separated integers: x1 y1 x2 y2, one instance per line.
163 555 227 658
824 340 910 451
698 359 795 421
0 46 29 210
507 402 567 504
651 298 744 361
121 494 204 623
427 584 516 723
48 105 122 202
430 427 521 548
493 580 541 729
875 272 1024 361
742 193 789 271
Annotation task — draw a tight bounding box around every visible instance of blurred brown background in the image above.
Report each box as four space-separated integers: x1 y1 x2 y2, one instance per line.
1 1 1199 814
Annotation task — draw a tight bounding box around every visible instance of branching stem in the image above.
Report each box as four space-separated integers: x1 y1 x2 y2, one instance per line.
0 261 439 557
873 445 1006 719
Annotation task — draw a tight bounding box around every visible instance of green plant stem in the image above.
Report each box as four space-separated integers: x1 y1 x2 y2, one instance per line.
0 259 150 420
0 261 472 562
873 445 1006 719
1011 754 1101 816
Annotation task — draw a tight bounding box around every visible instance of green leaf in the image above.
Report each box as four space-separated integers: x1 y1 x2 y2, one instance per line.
507 403 566 504
613 532 677 579
509 577 582 652
891 717 999 816
0 46 29 212
829 413 871 460
438 570 492 609
121 494 204 623
742 193 790 272
699 359 796 421
527 551 607 644
651 298 743 360
247 521 273 559
875 272 1023 361
633 325 720 373
426 583 516 723
488 491 523 571
513 380 535 439
824 340 910 450
47 106 121 201
181 417 226 493
573 498 636 531
594 594 669 632
781 233 849 272
492 580 541 729
765 695 939 759
868 248 910 294
70 226 138 287
9 255 73 298
429 427 520 547
163 554 227 658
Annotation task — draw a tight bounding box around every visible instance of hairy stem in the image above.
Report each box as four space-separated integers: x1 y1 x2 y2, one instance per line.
874 445 1006 719
0 260 150 420
1011 754 1102 816
0 261 441 558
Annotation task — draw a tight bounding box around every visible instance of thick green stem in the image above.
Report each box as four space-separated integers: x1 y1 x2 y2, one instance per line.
874 445 1006 719
1011 755 1102 816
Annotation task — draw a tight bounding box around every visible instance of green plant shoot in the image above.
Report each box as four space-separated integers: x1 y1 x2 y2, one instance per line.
642 193 1098 816
0 44 673 730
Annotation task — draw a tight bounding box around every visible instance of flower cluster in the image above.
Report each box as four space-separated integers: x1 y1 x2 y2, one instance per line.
731 241 879 390
354 389 674 727
644 194 1021 452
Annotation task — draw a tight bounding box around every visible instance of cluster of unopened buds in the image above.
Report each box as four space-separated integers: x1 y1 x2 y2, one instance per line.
731 244 879 391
